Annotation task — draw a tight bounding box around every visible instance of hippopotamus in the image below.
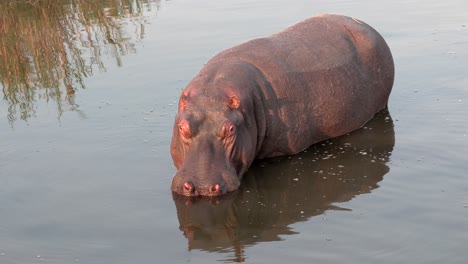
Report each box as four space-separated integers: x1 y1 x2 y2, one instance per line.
170 14 394 196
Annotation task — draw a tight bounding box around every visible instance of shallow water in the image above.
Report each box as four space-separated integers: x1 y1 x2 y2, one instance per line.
1 0 467 263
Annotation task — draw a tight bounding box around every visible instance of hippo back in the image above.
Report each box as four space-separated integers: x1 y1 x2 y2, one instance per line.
209 14 394 158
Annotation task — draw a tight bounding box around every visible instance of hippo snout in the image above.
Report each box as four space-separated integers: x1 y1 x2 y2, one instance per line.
171 171 240 197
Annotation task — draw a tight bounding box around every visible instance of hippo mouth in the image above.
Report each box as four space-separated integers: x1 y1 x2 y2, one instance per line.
170 166 242 197
172 189 239 205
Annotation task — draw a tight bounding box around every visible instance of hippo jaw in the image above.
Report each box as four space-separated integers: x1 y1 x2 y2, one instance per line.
170 133 246 197
171 164 242 197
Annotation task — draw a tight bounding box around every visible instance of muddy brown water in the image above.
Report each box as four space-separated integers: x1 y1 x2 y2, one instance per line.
1 0 467 263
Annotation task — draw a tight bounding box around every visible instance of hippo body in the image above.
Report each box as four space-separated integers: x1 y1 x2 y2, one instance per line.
171 14 394 196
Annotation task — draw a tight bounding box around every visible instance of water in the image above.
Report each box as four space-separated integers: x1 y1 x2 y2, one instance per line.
1 0 467 263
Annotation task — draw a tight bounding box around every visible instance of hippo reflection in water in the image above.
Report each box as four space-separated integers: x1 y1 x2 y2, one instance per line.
173 110 395 262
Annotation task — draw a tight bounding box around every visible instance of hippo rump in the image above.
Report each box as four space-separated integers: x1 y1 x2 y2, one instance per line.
170 14 394 196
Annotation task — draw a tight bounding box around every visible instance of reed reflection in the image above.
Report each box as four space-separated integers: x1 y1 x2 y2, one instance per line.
0 0 159 123
173 110 395 263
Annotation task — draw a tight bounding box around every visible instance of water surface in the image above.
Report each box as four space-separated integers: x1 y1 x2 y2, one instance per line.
1 0 467 263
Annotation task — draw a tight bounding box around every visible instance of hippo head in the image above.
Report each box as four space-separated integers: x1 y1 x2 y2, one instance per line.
170 76 260 196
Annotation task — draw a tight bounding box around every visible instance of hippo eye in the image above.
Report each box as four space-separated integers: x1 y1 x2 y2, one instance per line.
221 122 236 139
178 121 191 138
225 124 236 138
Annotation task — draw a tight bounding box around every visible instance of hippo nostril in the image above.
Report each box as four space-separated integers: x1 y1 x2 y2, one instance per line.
211 184 220 193
183 181 194 192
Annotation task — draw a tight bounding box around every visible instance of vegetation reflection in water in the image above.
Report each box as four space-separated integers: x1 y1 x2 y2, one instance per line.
173 110 395 263
0 0 160 123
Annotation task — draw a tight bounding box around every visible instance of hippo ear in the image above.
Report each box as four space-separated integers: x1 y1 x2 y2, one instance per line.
179 93 189 112
227 96 240 110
